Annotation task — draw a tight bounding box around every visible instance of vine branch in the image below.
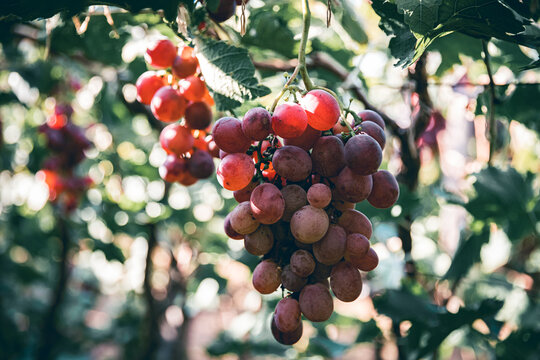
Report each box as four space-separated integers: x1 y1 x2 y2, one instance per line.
482 40 497 166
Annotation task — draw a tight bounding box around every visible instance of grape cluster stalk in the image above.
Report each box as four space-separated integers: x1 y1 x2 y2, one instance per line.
134 38 220 186
213 89 400 344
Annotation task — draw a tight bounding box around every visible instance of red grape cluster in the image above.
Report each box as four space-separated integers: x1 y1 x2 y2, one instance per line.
213 90 399 345
37 104 93 213
134 38 219 186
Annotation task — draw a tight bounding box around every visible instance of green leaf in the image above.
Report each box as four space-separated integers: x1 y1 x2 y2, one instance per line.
371 0 418 67
356 319 383 343
195 37 271 111
444 225 490 282
496 84 540 134
465 167 538 240
430 32 482 76
336 0 368 44
521 58 540 70
396 0 442 35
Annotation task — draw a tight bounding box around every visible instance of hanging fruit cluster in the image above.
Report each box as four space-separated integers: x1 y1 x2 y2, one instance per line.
37 104 93 213
213 89 399 344
134 38 219 186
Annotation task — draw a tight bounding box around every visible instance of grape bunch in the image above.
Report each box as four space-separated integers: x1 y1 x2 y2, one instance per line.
213 90 399 345
134 38 219 186
37 104 93 213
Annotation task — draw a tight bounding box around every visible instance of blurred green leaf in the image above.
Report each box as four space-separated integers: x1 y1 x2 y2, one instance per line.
444 225 490 282
465 167 538 240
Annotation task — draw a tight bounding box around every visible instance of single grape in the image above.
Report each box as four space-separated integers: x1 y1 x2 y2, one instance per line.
333 166 373 203
185 102 213 130
151 86 187 122
346 233 370 258
160 124 194 156
300 89 340 131
368 170 399 208
290 205 329 244
274 297 302 333
290 249 315 277
338 209 373 238
281 264 307 292
187 150 215 179
136 71 165 105
171 46 198 78
229 201 260 235
180 76 206 102
359 121 386 149
271 103 308 139
349 247 379 272
283 124 321 151
207 0 237 22
330 198 355 212
206 136 220 158
145 38 177 69
159 155 187 182
299 283 334 322
212 117 251 154
252 259 281 294
271 314 303 345
272 145 312 182
344 134 382 175
307 183 331 208
244 225 274 255
330 261 363 302
233 180 258 203
311 136 346 177
242 107 272 141
311 261 332 281
224 213 244 240
281 185 308 222
217 153 254 191
358 109 385 129
250 183 285 224
313 224 347 265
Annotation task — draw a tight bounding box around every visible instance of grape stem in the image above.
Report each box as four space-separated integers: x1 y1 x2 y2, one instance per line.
269 0 313 112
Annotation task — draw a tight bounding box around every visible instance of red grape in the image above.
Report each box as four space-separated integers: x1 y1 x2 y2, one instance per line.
224 213 243 240
233 180 258 203
349 247 379 272
290 205 329 244
311 136 346 177
300 89 341 131
151 86 187 122
281 264 307 292
212 117 251 153
145 38 177 69
180 76 206 102
250 183 285 224
207 0 237 22
289 249 315 277
333 166 373 203
330 261 362 302
367 170 399 208
159 155 187 182
136 71 165 105
274 297 301 333
229 201 259 234
187 150 215 179
360 121 386 149
358 110 385 129
281 185 307 222
244 225 274 255
217 153 254 191
346 233 370 258
252 259 281 294
271 315 303 345
344 134 382 175
299 283 333 322
160 123 194 156
272 145 312 182
307 183 331 208
313 224 347 265
242 107 272 141
185 101 213 130
338 209 373 238
271 103 308 139
172 47 198 78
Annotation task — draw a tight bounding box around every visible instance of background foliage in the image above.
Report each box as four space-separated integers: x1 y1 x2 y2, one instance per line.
0 0 539 359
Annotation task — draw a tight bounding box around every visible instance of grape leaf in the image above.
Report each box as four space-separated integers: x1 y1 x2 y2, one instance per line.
465 167 538 241
371 0 418 67
444 225 490 282
372 0 540 67
195 37 271 111
335 0 368 44
396 0 442 35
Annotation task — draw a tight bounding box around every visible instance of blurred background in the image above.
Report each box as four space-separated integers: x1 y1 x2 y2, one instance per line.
0 0 539 359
